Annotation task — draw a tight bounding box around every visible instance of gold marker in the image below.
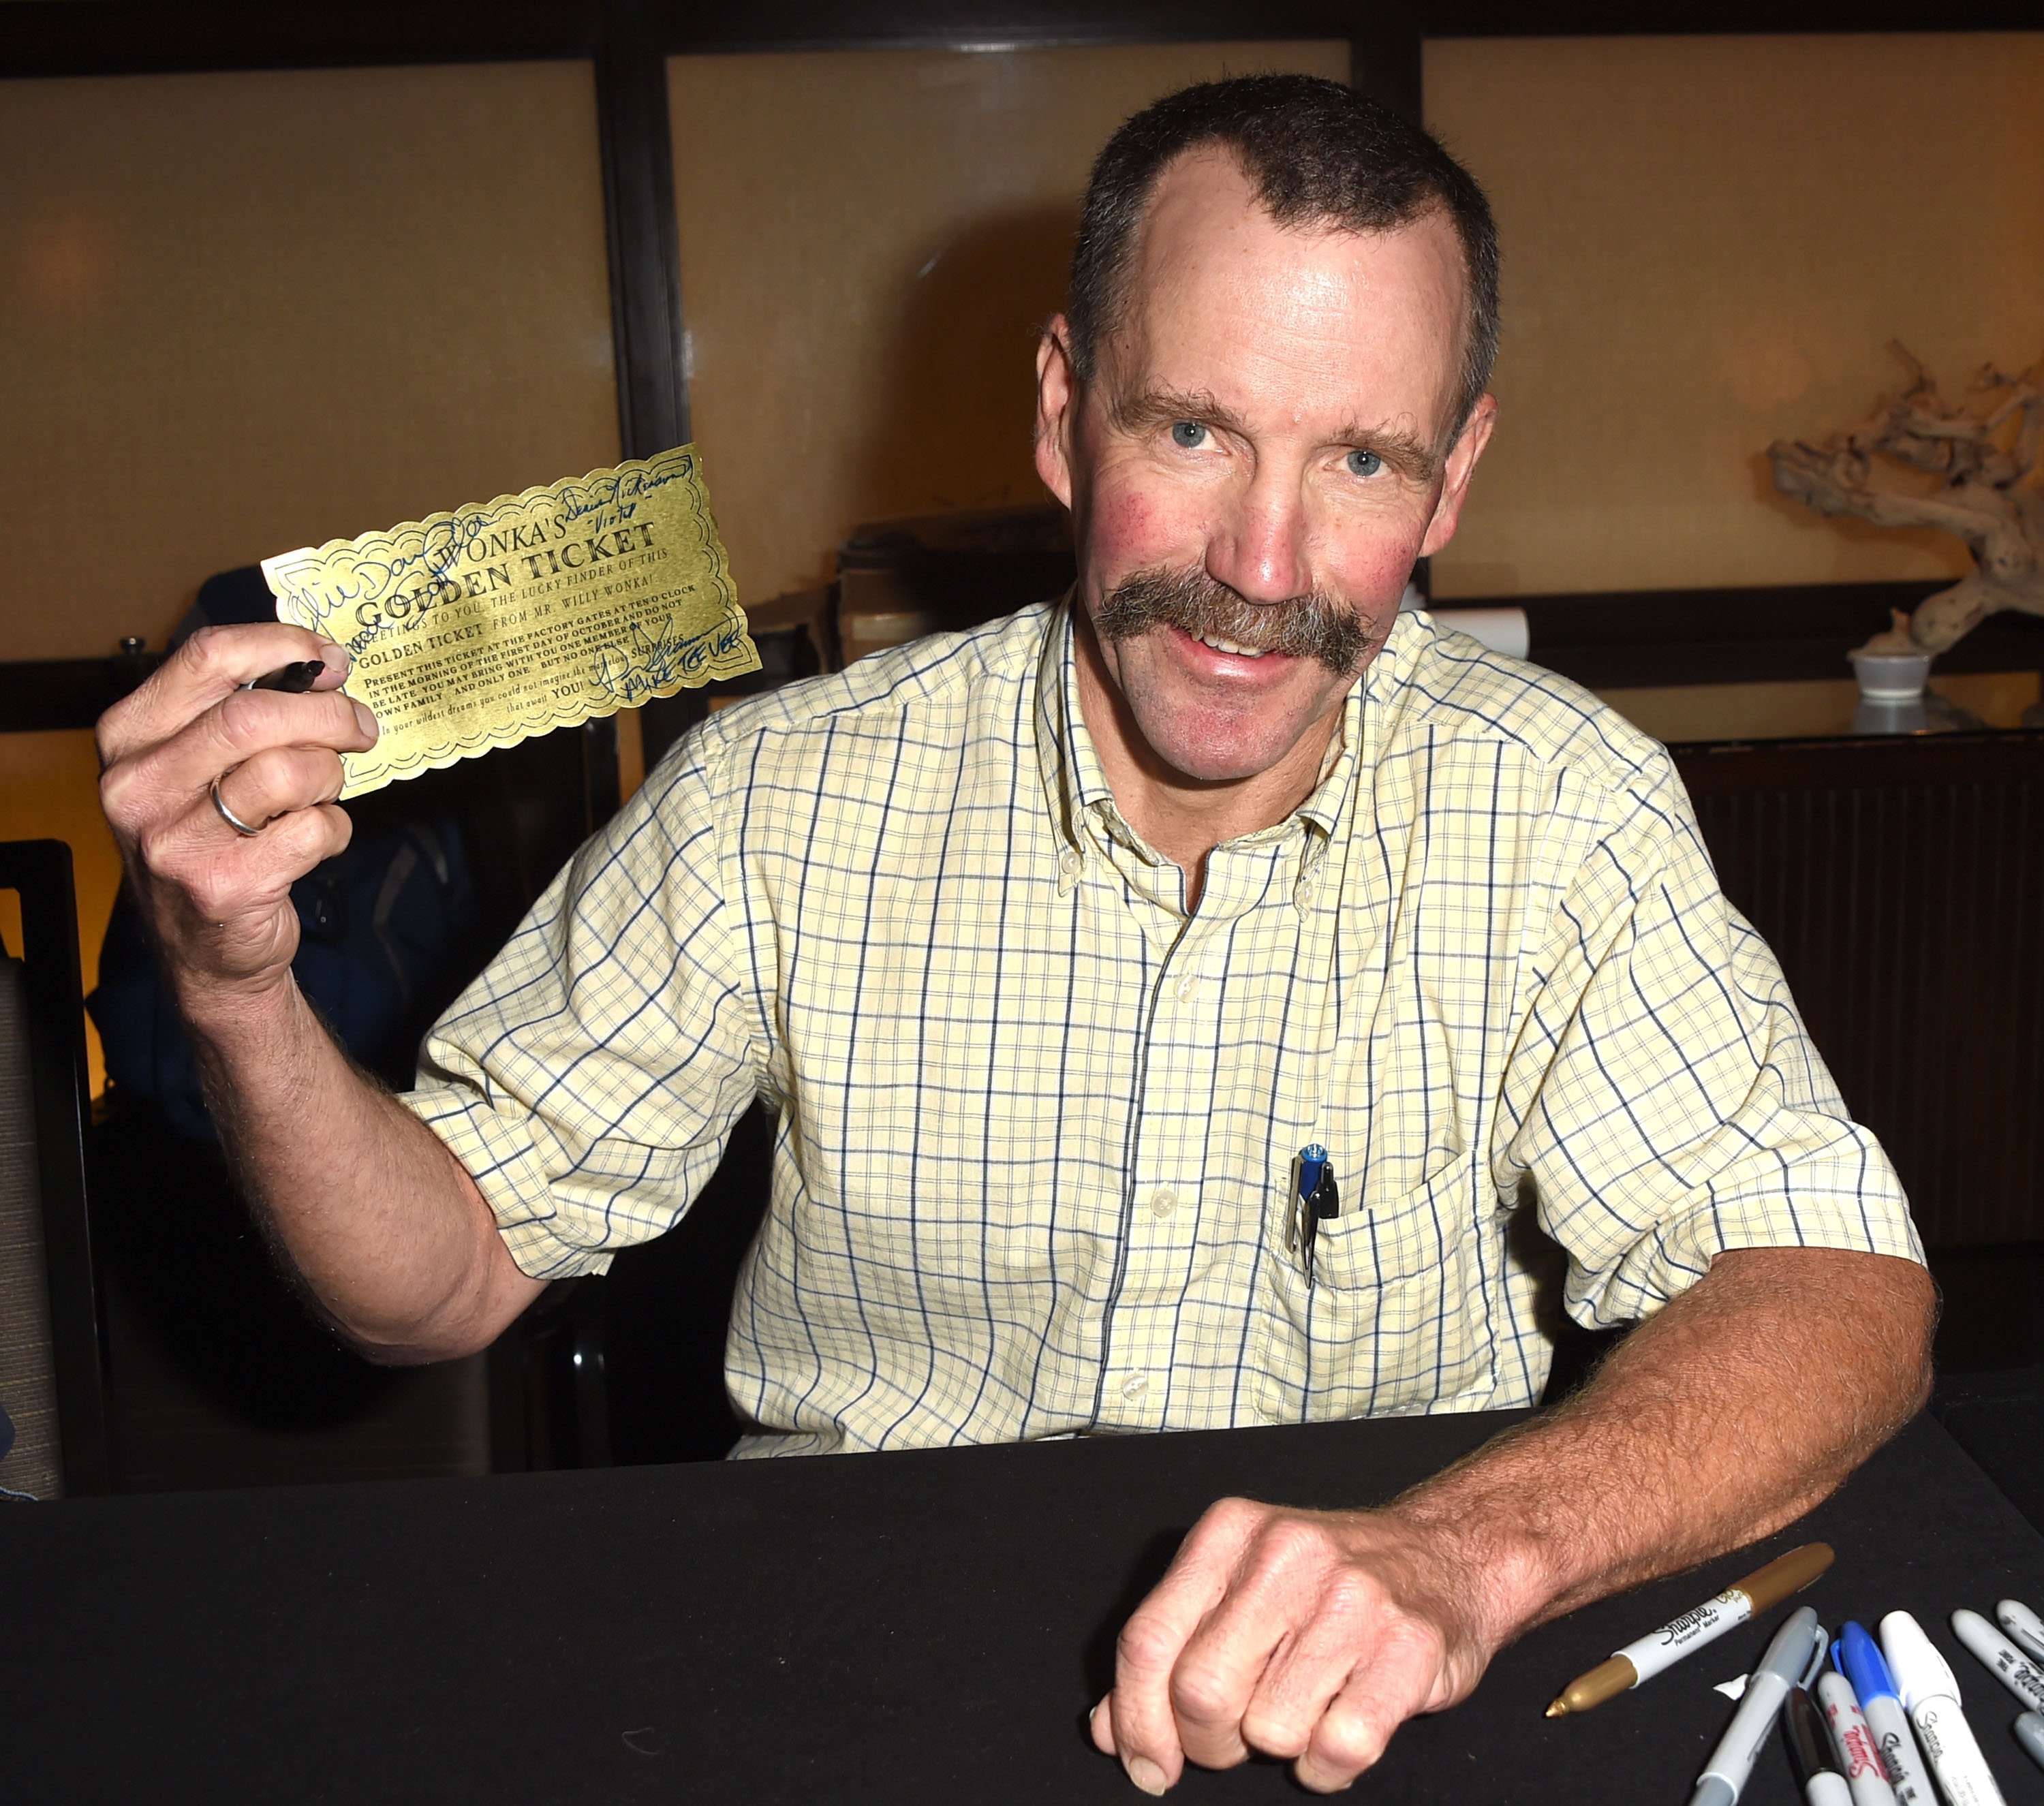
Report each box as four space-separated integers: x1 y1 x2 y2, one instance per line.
1545 1542 1834 1717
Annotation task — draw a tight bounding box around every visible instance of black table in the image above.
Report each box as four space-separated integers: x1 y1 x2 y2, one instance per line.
7 1411 2041 1803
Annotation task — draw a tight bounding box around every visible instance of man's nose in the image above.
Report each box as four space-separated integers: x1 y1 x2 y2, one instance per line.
1205 470 1311 604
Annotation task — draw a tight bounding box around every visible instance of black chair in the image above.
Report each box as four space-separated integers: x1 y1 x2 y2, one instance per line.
1924 1243 2044 1533
598 1100 774 1464
0 839 115 1496
492 1100 774 1471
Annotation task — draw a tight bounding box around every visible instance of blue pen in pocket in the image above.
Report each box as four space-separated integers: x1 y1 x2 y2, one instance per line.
1293 1143 1340 1284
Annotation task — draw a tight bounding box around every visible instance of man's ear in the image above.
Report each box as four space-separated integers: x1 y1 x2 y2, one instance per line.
1418 392 1498 559
1034 315 1079 510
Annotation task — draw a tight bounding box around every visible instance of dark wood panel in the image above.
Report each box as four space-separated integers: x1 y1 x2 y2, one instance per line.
0 0 1385 75
598 0 689 461
7 0 2027 80
1676 734 2044 1247
593 0 690 797
1523 580 2044 690
647 0 1374 52
1352 11 1424 121
0 0 602 75
1423 0 2041 34
1676 730 2044 794
0 652 160 735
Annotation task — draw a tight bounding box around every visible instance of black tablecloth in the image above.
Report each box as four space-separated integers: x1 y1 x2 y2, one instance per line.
6 1411 2041 1803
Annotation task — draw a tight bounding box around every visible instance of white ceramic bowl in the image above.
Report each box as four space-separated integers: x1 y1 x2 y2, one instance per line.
1848 647 1932 700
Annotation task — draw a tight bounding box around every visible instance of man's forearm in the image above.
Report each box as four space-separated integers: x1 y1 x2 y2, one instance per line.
185 978 542 1361
93 622 542 1362
1389 1245 1936 1657
1096 1244 1934 1794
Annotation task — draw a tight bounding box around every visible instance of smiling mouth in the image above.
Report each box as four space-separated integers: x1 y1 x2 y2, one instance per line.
1098 566 1376 675
1190 629 1273 660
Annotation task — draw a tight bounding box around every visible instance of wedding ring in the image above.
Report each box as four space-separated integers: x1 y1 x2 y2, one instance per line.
210 773 266 838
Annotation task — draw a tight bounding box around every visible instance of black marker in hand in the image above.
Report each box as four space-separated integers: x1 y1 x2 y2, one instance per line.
245 659 328 694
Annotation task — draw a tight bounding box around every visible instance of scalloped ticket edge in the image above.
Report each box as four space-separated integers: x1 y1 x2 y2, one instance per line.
260 444 758 798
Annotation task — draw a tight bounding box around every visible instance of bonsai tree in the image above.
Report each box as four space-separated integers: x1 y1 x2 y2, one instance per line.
1769 344 2044 653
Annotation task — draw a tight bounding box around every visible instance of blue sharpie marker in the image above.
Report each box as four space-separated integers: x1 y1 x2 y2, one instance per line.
1840 1621 1931 1805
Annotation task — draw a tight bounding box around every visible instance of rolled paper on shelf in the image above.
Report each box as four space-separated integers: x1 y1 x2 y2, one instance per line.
1430 606 1530 659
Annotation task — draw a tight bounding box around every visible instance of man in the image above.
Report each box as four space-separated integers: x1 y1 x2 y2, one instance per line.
100 76 1930 1795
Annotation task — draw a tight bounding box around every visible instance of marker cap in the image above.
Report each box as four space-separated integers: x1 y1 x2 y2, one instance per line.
1297 1145 1328 1198
1951 1608 2008 1654
1786 1684 1839 1787
1739 1542 1836 1614
1840 1621 1900 1704
1999 1599 2044 1665
2014 1709 2044 1772
1878 1610 1959 1712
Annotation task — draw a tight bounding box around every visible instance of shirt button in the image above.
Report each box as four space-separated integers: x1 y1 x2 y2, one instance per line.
1174 974 1197 1003
1293 879 1316 909
1147 1186 1178 1219
1121 1373 1149 1402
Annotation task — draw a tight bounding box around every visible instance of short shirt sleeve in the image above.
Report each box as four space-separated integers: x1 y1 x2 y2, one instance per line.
1501 752 1923 1330
399 732 766 1279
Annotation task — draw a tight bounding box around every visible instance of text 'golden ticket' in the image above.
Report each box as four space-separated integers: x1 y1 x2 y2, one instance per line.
260 445 758 797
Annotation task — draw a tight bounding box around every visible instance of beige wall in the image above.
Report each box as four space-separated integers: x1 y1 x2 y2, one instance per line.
0 61 621 1057
0 61 620 661
1425 33 2044 599
668 41 1350 607
9 38 2034 637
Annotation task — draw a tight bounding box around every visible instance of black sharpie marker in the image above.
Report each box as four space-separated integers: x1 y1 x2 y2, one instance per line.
244 659 328 694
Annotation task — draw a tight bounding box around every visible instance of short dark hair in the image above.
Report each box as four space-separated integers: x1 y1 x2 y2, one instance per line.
1066 74 1499 439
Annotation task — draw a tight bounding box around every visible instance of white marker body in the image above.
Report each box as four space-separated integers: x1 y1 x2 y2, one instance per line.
1816 1672 1898 1806
1617 1586 1751 1685
1996 1600 2044 1666
1857 1692 1931 1805
1908 1698 2007 1806
1805 1775 1853 1806
1881 1610 2009 1806
1953 1609 2044 1713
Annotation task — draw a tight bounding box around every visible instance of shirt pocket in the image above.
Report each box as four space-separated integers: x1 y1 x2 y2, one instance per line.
1255 1155 1500 1421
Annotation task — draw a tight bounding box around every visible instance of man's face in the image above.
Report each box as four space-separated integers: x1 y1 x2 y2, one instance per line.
1036 149 1494 787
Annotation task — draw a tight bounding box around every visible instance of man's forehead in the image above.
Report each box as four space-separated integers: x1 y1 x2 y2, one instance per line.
1102 147 1468 442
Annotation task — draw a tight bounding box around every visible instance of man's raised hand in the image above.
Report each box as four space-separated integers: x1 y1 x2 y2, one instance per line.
1091 1497 1502 1794
97 624 377 1008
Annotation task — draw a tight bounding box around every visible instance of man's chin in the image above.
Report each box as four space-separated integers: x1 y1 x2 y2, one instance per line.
1137 721 1316 786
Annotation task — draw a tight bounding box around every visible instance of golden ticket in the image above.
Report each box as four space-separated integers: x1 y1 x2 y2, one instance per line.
260 445 758 797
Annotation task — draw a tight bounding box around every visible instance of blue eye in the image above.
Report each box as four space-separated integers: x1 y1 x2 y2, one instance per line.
1171 421 1207 449
1347 448 1383 478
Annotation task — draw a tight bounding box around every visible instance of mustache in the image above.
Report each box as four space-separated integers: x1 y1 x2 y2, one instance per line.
1094 567 1379 676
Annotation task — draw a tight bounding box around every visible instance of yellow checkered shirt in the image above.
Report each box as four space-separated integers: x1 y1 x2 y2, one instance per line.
406 601 1921 1457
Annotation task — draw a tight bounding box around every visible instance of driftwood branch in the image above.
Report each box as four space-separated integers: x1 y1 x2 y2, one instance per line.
1767 343 2044 653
